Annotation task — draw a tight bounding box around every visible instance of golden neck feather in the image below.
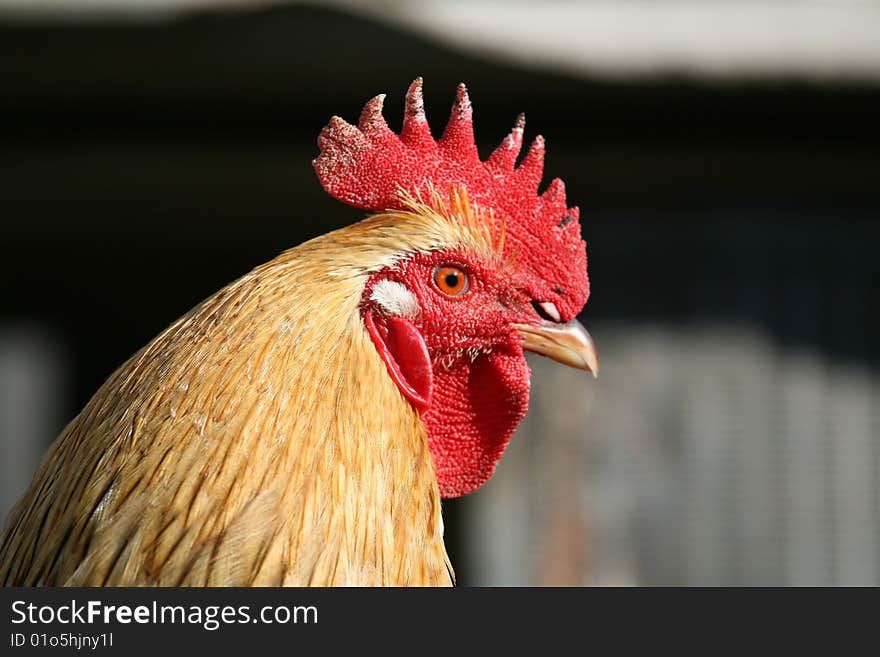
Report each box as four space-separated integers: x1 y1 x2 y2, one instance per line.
0 209 485 586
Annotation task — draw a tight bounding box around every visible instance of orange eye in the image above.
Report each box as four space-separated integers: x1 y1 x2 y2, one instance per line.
433 265 469 297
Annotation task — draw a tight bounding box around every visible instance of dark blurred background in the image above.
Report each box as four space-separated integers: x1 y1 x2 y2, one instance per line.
2 0 879 586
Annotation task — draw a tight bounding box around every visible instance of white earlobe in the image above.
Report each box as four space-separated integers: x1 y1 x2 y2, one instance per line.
370 280 421 319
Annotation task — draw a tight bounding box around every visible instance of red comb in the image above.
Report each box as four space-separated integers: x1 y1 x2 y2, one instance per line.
313 78 589 319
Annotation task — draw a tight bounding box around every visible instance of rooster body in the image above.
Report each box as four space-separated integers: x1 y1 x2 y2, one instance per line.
0 80 596 586
1 212 464 585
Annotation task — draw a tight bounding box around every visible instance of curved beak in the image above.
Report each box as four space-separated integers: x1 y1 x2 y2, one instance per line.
514 318 599 378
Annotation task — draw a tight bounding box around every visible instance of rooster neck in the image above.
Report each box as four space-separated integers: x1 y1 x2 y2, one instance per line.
263 281 452 586
0 219 462 587
254 228 453 586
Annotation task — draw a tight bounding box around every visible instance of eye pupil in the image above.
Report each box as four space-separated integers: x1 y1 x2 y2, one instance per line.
444 273 459 288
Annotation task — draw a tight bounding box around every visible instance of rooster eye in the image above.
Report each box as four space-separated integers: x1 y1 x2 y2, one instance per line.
433 265 469 297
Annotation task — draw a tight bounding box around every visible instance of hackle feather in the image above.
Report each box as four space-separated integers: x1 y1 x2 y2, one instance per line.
0 206 493 586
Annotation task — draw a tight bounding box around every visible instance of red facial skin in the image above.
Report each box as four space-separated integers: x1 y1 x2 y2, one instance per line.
316 80 592 497
364 248 547 498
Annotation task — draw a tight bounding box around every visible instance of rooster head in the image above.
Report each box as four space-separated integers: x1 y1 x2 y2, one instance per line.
313 78 596 497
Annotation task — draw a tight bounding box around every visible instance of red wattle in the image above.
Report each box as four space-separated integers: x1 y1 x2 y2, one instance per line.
365 312 433 411
422 341 531 498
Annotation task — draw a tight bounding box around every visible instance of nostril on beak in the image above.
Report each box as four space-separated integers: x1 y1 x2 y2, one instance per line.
532 300 562 323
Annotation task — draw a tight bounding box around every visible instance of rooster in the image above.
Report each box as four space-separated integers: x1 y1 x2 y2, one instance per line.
0 79 596 586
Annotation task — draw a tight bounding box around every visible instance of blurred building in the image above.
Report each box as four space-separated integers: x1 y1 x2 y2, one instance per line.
1 0 879 585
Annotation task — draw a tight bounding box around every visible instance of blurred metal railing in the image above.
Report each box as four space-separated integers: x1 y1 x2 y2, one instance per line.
0 325 69 526
465 323 880 586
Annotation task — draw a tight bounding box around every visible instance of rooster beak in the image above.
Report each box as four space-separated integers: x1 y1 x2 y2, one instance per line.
514 318 599 378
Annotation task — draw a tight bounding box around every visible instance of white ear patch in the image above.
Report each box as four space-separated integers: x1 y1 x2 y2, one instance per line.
370 280 421 319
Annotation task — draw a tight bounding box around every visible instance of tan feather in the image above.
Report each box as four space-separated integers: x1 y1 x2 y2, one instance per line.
0 203 492 586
